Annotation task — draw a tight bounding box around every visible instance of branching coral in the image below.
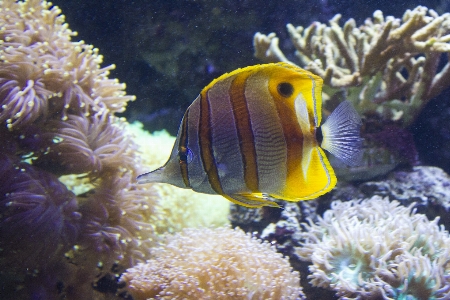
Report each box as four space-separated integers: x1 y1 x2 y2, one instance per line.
254 6 450 126
120 226 304 300
297 197 450 299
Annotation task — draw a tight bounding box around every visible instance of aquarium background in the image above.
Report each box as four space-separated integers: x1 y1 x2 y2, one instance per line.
2 0 450 299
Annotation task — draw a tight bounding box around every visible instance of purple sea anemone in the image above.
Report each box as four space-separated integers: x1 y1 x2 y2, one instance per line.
0 154 80 276
0 0 135 132
32 111 136 176
0 62 55 130
76 172 156 267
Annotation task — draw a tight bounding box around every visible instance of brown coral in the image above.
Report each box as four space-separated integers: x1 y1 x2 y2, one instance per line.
121 226 304 300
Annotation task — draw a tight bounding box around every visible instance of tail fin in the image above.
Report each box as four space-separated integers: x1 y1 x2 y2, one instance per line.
320 101 363 166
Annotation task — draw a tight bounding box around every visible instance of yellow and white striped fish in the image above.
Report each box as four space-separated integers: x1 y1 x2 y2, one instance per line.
138 63 362 208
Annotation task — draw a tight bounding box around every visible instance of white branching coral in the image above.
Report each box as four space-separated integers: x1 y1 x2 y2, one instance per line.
254 6 450 126
296 197 450 300
121 227 304 300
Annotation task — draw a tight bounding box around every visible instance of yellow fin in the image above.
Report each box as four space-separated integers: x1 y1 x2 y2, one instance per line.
223 193 280 208
277 147 336 201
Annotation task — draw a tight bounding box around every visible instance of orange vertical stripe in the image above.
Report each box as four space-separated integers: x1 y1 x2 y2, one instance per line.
228 72 259 192
198 93 225 194
271 92 304 192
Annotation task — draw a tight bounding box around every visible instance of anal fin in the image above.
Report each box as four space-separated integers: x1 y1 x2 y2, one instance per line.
224 193 280 208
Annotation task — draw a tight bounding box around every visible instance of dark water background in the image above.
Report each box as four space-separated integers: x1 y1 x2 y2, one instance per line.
55 0 450 173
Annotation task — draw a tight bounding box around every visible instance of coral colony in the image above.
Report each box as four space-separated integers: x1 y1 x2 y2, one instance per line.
0 1 228 298
0 1 157 298
121 227 303 299
254 6 450 126
2 1 450 300
297 197 450 299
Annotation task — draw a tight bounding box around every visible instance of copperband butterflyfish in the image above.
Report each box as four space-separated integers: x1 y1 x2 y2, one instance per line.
137 63 363 208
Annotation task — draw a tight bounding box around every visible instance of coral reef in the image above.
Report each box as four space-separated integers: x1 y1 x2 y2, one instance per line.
228 165 450 299
254 6 450 127
0 1 156 298
4 1 450 299
120 226 304 300
0 2 231 297
297 197 450 299
322 166 450 228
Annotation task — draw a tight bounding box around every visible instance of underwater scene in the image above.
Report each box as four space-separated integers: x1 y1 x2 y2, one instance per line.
2 0 450 299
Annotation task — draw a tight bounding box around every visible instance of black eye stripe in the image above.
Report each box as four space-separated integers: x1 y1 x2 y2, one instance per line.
179 151 188 162
178 148 193 164
277 82 294 97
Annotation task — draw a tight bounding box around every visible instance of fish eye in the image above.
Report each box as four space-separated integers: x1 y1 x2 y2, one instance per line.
277 82 294 97
178 147 193 164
